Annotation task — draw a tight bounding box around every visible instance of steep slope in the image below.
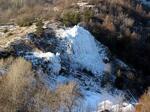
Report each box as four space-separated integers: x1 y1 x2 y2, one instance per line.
0 24 136 111
21 25 135 111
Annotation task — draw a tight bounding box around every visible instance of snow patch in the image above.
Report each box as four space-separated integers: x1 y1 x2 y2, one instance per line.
24 52 61 74
98 101 135 112
84 90 125 110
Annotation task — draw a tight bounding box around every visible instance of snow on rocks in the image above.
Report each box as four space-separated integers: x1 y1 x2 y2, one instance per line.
56 25 107 75
84 89 126 111
98 101 135 112
97 100 113 111
121 103 135 112
24 52 61 74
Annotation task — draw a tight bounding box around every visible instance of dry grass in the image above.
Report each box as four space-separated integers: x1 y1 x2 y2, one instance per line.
56 82 83 112
0 24 36 48
0 0 55 24
0 57 82 112
32 82 83 112
102 15 116 32
0 56 14 68
0 57 35 112
136 89 150 112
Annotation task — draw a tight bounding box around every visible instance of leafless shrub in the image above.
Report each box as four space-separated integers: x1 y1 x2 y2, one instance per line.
136 4 144 14
124 18 134 28
102 15 116 32
56 82 83 112
136 88 150 112
0 57 83 112
0 57 35 112
28 81 83 112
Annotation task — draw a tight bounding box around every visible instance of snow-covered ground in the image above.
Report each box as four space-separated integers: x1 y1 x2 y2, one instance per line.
51 75 135 112
22 25 135 112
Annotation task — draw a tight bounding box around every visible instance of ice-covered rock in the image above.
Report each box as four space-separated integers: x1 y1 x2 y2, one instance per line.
56 25 107 75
